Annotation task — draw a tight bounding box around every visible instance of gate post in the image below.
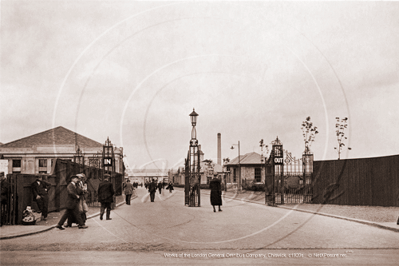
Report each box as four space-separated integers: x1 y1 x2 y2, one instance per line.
302 152 314 203
271 137 284 204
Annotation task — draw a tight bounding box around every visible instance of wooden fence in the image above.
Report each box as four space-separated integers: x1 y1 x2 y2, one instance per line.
312 155 399 207
1 159 123 225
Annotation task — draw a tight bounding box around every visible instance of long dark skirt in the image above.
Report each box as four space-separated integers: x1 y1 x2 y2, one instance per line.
210 191 222 206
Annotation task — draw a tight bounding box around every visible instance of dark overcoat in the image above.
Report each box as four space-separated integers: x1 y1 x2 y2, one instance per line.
209 178 222 206
148 181 157 193
65 182 81 209
31 179 51 200
98 180 115 203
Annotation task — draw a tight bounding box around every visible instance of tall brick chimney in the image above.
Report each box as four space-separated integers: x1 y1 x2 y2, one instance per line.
217 133 221 165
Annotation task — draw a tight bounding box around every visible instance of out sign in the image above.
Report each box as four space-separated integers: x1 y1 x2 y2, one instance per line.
274 157 284 164
104 158 112 166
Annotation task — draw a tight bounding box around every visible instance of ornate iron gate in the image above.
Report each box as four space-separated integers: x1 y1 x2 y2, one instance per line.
265 137 313 205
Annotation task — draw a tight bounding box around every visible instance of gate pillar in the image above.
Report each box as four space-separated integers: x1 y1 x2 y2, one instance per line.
265 137 284 205
302 152 314 203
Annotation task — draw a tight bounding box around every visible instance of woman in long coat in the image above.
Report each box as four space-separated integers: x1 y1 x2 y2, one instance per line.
209 175 222 212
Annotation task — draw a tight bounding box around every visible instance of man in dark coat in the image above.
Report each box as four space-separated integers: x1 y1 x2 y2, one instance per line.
55 175 87 230
209 175 222 212
98 174 115 220
148 179 157 202
157 181 163 194
166 182 174 193
31 175 51 220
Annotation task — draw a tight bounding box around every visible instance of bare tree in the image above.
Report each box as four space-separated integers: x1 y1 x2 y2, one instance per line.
334 117 351 160
301 116 319 154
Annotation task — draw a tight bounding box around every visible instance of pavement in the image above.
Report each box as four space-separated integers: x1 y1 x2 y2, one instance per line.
0 194 131 240
1 189 398 240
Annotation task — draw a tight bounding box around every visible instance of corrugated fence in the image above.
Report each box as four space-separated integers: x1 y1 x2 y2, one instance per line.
313 155 399 207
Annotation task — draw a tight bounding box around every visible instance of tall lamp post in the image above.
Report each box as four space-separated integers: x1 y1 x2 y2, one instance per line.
231 141 241 193
185 108 201 207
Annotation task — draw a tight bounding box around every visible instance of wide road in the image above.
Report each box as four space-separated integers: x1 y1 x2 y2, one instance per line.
1 187 398 265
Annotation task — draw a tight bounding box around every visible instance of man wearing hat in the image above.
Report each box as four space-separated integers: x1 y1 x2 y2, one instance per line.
123 179 134 205
148 178 157 202
55 175 88 230
98 174 114 220
31 175 51 221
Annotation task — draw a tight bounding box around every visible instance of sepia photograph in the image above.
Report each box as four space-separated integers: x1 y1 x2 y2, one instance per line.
1 1 399 265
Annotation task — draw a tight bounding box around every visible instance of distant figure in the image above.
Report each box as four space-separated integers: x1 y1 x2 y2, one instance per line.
98 174 115 220
157 181 163 194
31 175 51 221
56 175 87 230
124 179 134 205
148 179 157 202
0 172 10 226
166 182 174 193
209 175 222 212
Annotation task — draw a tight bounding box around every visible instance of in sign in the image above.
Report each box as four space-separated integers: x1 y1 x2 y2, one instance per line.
104 158 112 166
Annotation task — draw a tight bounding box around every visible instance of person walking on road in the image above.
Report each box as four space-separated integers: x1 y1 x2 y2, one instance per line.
157 181 163 194
66 173 88 227
124 179 134 205
209 175 222 212
98 174 115 220
31 175 51 221
166 182 174 193
148 179 157 202
55 175 88 230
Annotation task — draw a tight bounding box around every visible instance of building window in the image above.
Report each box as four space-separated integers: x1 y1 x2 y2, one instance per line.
39 159 47 167
233 168 236 183
89 159 100 168
12 160 21 168
255 167 261 182
12 159 21 173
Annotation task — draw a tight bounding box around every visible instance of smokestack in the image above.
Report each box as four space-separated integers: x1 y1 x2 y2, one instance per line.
217 133 221 165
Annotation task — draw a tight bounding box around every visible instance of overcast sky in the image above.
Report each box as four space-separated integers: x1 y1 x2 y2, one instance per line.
1 1 398 170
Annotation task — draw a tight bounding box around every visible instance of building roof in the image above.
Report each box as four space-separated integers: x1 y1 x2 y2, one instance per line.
0 126 103 149
129 168 168 177
227 152 264 165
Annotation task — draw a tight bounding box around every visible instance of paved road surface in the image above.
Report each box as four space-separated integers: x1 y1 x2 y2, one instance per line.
1 187 398 265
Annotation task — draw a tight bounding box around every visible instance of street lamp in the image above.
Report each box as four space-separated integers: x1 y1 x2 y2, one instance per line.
231 141 241 193
186 108 200 207
190 108 198 139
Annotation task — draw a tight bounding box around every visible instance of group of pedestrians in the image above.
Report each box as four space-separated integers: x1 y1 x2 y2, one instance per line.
55 174 88 230
55 173 115 230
